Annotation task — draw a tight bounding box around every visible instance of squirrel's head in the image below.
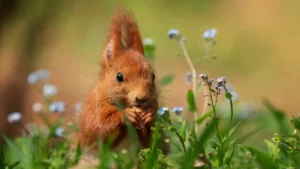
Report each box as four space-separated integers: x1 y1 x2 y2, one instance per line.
99 9 157 108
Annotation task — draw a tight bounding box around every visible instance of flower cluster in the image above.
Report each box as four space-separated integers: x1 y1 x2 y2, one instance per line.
32 102 42 113
7 112 22 123
215 77 227 90
74 102 82 112
168 29 180 40
43 84 58 98
27 69 50 84
49 101 66 113
172 106 184 116
203 28 217 40
143 38 154 46
6 69 76 138
185 72 193 85
157 106 184 117
158 107 169 116
55 127 64 137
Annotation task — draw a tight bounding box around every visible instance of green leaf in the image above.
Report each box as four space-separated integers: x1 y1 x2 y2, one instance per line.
180 120 187 142
187 90 197 112
236 127 262 144
153 132 162 140
39 113 53 129
245 147 277 169
180 119 216 169
167 126 177 132
98 139 114 169
222 121 241 143
224 139 236 165
150 127 157 131
263 99 292 136
111 152 118 160
171 142 184 153
71 142 81 166
196 110 213 125
144 43 156 60
264 140 276 156
125 118 139 154
209 140 220 150
225 92 233 99
0 140 5 169
2 136 31 169
291 115 300 129
159 74 174 86
160 110 170 123
9 161 20 168
188 130 197 147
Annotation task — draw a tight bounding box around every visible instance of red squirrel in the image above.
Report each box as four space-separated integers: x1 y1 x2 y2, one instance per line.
76 8 158 152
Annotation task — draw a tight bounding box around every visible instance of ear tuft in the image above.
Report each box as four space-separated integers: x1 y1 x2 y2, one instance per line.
105 41 113 61
122 9 144 54
101 7 144 68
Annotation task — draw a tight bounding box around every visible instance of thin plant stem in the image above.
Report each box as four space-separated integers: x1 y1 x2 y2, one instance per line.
201 86 209 115
207 84 222 143
215 91 219 106
169 120 187 155
200 148 212 169
204 41 213 60
178 40 198 135
202 41 214 114
17 123 31 136
204 44 210 60
207 84 224 165
223 85 234 124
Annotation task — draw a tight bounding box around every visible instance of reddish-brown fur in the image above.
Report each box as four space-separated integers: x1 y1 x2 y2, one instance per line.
75 8 158 153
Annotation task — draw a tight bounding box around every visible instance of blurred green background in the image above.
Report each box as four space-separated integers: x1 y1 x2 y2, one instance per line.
0 0 299 137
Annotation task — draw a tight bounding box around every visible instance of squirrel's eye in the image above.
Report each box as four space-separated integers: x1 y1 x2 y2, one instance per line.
152 73 155 81
116 72 124 82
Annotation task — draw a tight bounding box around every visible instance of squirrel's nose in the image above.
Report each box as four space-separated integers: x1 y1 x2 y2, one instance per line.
136 97 149 104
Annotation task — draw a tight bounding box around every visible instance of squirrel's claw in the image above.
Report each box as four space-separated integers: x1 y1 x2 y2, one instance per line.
124 108 142 128
141 112 156 127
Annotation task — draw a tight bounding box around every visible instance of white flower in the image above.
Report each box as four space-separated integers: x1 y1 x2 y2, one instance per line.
55 127 64 136
168 29 180 39
185 72 192 85
7 112 22 123
215 84 222 90
143 38 154 46
158 107 169 115
49 101 65 113
43 84 58 97
74 102 82 112
216 77 227 86
199 73 208 80
32 102 42 113
27 73 38 84
203 28 217 40
172 106 184 116
35 69 50 80
27 69 50 84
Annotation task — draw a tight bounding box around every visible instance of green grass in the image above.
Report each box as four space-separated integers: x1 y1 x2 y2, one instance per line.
2 28 300 169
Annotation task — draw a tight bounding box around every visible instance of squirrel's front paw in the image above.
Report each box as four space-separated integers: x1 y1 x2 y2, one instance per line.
133 107 156 127
140 112 156 127
124 108 143 129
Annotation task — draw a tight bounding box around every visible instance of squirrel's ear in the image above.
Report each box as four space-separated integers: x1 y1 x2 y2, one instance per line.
123 10 144 55
101 9 125 68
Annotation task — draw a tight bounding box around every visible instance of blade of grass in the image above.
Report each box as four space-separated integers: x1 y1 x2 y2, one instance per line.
245 146 277 169
263 99 292 136
180 120 216 169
